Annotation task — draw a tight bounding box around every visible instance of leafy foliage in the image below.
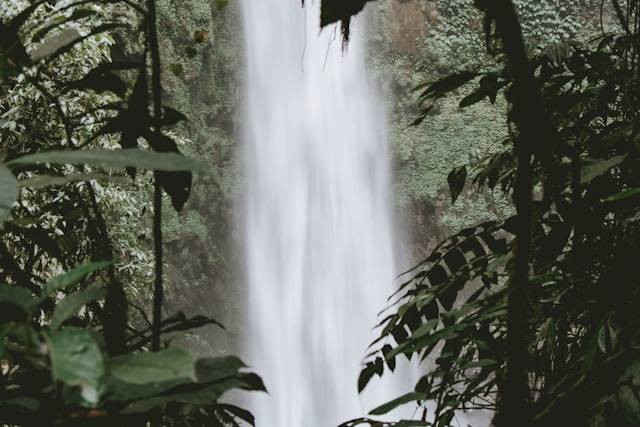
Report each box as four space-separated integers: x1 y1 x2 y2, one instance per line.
0 0 263 425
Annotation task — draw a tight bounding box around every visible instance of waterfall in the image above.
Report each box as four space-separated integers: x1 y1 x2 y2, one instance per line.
240 1 407 425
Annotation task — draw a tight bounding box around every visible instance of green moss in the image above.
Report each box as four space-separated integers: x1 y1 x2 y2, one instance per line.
163 208 208 242
369 0 599 232
156 0 240 251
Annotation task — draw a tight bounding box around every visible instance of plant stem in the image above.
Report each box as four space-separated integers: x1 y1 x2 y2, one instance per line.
146 0 163 353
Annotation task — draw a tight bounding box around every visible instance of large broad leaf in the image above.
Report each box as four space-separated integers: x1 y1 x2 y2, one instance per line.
195 356 247 383
67 60 138 97
42 261 112 297
617 385 640 424
29 27 81 61
122 374 264 414
50 285 107 330
580 155 627 184
106 377 188 402
0 284 35 322
47 327 106 404
145 133 193 211
8 149 204 172
0 165 18 229
30 24 125 61
368 392 428 416
31 9 98 43
109 347 197 385
604 187 640 202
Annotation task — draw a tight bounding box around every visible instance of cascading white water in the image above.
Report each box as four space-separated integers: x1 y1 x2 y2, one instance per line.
240 2 407 426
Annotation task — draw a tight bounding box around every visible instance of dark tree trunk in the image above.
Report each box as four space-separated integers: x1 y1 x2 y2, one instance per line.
480 1 554 425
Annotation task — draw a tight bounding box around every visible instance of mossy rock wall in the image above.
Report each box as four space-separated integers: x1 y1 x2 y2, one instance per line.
368 0 600 259
156 0 243 355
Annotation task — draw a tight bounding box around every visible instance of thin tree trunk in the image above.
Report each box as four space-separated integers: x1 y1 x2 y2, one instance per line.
481 0 554 424
146 0 164 354
146 1 164 425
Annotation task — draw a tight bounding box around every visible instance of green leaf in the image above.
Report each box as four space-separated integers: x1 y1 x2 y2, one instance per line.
42 261 112 297
31 9 97 43
31 24 125 61
459 73 505 108
107 377 187 402
617 385 640 424
47 328 106 404
234 372 267 392
122 375 261 414
30 27 81 61
195 356 247 383
0 165 18 229
459 89 486 108
144 133 193 211
604 187 640 202
597 323 607 354
418 72 479 100
369 392 427 416
580 155 627 184
447 166 467 204
387 325 460 361
408 319 439 341
0 284 35 321
169 62 184 77
461 359 496 370
358 362 377 392
7 149 205 172
218 404 255 426
51 285 107 330
71 69 127 96
109 347 196 385
0 397 39 411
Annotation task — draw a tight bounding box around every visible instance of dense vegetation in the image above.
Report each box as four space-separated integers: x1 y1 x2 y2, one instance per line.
0 0 263 425
2 0 640 426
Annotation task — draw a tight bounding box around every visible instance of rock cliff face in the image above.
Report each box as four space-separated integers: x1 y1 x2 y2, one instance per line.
155 0 244 355
387 0 430 53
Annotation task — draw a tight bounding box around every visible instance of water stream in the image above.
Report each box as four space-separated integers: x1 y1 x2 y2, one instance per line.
240 2 407 425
